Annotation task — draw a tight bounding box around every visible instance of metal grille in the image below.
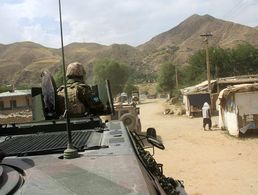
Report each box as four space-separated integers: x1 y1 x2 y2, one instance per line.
0 131 93 156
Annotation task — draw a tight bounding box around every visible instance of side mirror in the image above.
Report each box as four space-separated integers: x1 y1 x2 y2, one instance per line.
146 128 165 150
147 137 165 150
146 128 157 138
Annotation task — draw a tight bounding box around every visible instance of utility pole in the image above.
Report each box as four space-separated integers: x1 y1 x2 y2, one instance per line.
175 66 178 89
200 33 213 92
166 48 179 89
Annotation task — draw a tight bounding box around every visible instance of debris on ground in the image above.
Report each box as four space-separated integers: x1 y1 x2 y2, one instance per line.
0 110 32 124
163 97 186 116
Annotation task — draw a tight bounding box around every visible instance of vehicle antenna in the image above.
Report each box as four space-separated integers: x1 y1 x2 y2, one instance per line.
58 0 78 159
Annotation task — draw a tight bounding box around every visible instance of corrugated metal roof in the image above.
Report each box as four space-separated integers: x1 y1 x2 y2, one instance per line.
180 80 216 95
218 74 258 84
181 75 258 95
0 90 31 98
218 83 258 103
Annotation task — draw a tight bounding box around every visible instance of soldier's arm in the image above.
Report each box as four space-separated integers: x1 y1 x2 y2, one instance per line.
78 85 105 115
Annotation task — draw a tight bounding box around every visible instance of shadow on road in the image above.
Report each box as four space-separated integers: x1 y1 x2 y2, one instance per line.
239 130 258 139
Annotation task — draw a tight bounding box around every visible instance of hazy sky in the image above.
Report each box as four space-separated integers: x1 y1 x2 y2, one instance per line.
1 0 258 48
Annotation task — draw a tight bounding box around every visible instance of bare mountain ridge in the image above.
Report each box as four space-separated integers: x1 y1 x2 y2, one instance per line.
58 42 143 83
138 14 258 68
0 41 142 86
0 14 257 86
0 42 60 85
139 14 258 49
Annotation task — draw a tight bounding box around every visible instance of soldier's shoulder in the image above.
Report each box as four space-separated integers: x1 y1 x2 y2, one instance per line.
57 84 73 92
78 83 91 89
57 85 64 92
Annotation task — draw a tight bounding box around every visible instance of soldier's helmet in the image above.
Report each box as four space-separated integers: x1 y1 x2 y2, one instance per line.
66 62 85 78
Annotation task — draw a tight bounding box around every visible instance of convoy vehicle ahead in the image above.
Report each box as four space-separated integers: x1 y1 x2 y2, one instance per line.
111 91 141 133
132 91 140 104
112 102 142 133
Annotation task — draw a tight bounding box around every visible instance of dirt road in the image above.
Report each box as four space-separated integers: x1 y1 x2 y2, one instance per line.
139 99 258 195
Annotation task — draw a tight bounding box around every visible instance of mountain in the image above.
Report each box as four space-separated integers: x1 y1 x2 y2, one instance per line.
0 42 142 86
0 14 258 87
59 42 143 83
0 42 60 86
138 14 258 68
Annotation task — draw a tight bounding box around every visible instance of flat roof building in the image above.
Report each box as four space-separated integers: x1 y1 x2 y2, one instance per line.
0 90 32 114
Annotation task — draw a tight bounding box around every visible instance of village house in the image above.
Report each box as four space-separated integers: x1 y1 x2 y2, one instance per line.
0 90 32 114
181 74 258 116
217 83 258 136
180 80 216 116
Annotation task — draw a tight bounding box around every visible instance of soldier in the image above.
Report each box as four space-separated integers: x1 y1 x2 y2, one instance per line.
57 62 105 117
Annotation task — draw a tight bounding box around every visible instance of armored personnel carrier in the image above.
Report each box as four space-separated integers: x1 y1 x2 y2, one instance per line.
0 78 186 195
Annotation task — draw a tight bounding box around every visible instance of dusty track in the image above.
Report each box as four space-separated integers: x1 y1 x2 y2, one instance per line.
139 99 258 195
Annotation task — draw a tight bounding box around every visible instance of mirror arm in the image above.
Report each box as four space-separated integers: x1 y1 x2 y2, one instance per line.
152 146 155 156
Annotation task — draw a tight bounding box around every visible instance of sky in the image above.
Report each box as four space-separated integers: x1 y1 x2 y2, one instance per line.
0 0 258 48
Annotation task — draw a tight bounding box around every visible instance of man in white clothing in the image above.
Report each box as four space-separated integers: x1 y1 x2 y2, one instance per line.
202 102 212 130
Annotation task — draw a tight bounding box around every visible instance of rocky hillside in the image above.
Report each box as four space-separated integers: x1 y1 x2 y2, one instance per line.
0 42 142 86
56 42 143 83
138 14 258 68
0 42 60 86
0 14 258 87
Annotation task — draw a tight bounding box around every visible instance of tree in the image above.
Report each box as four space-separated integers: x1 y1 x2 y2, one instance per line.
184 44 258 86
16 84 31 90
93 59 129 96
123 81 138 96
185 49 207 84
53 66 64 88
0 84 9 93
157 62 176 97
230 43 258 75
209 47 229 77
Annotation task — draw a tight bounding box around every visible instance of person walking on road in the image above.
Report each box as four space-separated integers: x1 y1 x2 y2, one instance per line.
202 102 212 130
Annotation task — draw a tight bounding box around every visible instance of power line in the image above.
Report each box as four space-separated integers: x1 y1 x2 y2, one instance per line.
223 0 244 19
224 0 258 21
